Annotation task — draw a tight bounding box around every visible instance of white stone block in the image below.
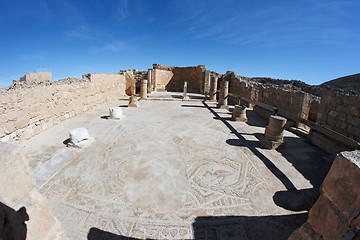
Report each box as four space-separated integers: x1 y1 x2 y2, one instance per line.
109 107 122 119
69 127 89 144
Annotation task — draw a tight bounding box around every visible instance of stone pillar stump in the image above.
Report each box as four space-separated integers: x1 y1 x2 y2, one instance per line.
109 107 122 119
128 96 139 107
140 79 148 99
232 105 247 122
183 82 189 100
209 75 218 102
260 115 287 149
217 80 229 109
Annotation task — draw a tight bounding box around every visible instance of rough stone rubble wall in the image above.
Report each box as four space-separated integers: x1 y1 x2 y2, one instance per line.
152 64 205 93
0 73 126 142
228 74 312 120
316 91 360 142
12 72 52 89
290 150 360 240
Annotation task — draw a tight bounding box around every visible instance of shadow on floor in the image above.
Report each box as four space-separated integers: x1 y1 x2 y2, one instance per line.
277 136 332 190
273 188 320 211
88 227 141 240
181 104 207 108
202 101 297 192
0 202 29 240
193 214 307 240
87 213 306 240
202 101 333 212
244 109 268 128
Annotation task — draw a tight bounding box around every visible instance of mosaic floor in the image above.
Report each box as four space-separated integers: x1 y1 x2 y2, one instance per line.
21 95 332 239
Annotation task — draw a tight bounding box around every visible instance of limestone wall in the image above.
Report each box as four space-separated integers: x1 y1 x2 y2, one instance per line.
290 150 360 240
152 64 205 93
257 86 312 120
12 72 52 89
153 68 174 92
0 73 126 142
316 91 360 142
0 142 66 239
228 73 312 120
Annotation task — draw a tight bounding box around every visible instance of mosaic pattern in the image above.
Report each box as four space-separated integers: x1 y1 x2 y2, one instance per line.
33 101 306 239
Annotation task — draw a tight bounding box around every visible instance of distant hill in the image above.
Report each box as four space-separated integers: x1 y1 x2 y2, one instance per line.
320 73 360 94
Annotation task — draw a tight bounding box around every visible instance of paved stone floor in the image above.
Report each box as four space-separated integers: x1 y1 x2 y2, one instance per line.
20 93 333 239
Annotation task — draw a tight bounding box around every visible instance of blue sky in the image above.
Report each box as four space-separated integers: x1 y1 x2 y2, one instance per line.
0 0 359 87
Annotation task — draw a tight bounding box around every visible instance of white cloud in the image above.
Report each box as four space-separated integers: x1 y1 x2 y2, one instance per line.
171 0 359 48
20 53 45 62
65 25 93 40
91 41 128 53
114 0 130 21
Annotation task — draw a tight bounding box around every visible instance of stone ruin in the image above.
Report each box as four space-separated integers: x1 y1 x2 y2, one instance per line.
0 64 359 239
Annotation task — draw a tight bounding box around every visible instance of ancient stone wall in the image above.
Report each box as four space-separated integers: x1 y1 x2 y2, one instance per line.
257 86 312 120
290 150 360 240
12 72 52 89
153 68 174 92
167 66 205 93
316 91 360 142
0 73 126 142
152 64 205 93
0 142 66 239
228 73 312 121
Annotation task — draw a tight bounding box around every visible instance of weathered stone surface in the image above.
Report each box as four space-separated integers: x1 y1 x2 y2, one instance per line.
289 222 322 240
19 99 331 239
140 79 148 99
1 73 126 142
128 96 139 107
291 150 360 240
232 105 248 122
0 142 66 240
260 115 287 149
321 151 360 218
109 107 122 119
308 195 348 240
69 127 89 144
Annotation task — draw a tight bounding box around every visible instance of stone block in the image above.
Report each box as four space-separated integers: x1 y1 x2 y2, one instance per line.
351 117 360 127
109 107 122 119
231 105 247 122
259 135 284 149
326 117 337 127
351 107 360 117
128 96 139 107
4 121 16 135
308 195 348 240
321 151 360 218
288 222 322 240
69 127 89 144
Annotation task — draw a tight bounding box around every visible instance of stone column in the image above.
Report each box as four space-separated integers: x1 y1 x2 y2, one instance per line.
128 96 139 107
209 75 218 102
131 79 136 96
232 105 247 122
183 82 189 100
140 79 148 99
147 69 152 93
204 71 211 95
217 79 229 109
153 69 157 92
260 115 287 149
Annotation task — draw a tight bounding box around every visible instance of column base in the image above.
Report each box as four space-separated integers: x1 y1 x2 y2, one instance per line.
259 135 284 149
232 116 248 122
216 104 228 109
